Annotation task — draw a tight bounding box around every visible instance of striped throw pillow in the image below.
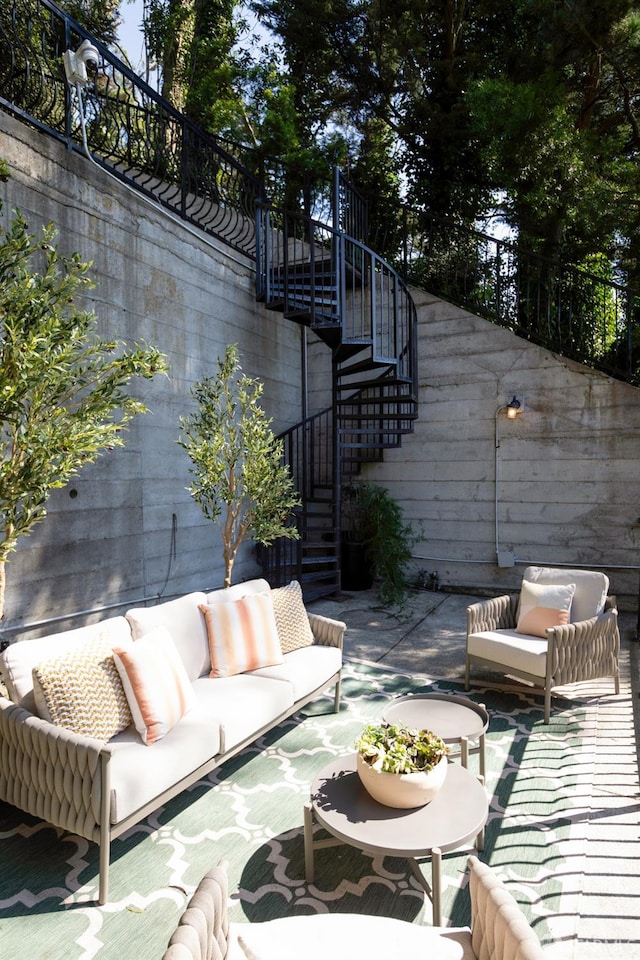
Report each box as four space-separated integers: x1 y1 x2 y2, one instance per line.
199 592 284 678
113 627 194 745
32 640 132 741
271 580 314 653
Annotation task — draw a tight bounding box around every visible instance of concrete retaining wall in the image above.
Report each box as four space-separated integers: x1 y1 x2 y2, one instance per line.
0 111 304 636
2 108 639 633
361 288 640 607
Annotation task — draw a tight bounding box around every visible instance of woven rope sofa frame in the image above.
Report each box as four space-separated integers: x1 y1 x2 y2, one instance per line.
0 609 344 905
465 567 620 723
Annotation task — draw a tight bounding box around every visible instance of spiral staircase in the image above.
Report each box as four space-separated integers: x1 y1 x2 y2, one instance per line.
255 174 419 600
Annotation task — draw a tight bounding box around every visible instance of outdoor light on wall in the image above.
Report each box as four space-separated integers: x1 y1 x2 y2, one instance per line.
63 39 100 88
506 395 524 419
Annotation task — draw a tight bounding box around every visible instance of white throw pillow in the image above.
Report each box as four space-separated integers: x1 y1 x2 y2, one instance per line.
516 580 576 638
113 627 194 745
271 580 314 653
199 592 284 678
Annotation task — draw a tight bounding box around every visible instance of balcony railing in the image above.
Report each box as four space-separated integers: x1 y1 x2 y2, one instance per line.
0 0 261 258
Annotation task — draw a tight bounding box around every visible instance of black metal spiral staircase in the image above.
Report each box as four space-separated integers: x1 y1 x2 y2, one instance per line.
255 174 419 600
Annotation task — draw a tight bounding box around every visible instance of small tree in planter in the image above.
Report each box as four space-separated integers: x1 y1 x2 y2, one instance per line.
0 211 167 623
178 344 301 588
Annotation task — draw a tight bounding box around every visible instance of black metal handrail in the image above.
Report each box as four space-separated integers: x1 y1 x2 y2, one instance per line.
0 0 261 258
256 201 417 388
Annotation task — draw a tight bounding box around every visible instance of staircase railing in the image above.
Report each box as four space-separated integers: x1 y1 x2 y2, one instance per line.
0 0 261 259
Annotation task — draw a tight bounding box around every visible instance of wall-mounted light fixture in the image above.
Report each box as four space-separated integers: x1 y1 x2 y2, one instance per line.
63 39 100 88
506 395 524 419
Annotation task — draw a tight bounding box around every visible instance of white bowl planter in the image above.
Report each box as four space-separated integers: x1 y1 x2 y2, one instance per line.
356 752 448 808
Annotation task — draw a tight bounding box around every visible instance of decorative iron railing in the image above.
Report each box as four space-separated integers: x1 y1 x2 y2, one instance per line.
256 202 417 386
372 209 639 385
0 0 261 258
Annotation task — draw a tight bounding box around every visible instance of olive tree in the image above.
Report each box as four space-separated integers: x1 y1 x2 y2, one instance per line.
178 343 300 588
0 211 167 621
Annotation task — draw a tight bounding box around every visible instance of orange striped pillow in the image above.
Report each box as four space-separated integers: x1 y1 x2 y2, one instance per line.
112 627 194 745
199 593 284 678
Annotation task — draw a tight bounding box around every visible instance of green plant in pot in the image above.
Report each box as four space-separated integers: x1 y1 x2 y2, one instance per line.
354 722 449 808
341 481 417 605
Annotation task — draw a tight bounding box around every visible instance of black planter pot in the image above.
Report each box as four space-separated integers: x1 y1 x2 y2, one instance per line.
341 540 374 591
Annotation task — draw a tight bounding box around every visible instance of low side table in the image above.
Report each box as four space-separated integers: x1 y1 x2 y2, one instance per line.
304 753 488 926
382 693 489 778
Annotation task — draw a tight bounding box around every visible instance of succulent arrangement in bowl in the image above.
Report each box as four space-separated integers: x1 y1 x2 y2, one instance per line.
354 722 449 807
355 722 448 773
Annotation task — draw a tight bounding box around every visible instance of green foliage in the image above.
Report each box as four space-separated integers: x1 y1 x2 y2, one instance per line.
355 722 448 774
178 344 301 588
343 481 418 607
0 211 168 618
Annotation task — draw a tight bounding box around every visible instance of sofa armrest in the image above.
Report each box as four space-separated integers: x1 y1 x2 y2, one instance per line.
547 607 620 686
307 613 346 650
467 594 518 635
0 696 108 842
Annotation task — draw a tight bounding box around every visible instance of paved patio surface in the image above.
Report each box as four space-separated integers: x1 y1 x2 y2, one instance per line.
307 585 640 959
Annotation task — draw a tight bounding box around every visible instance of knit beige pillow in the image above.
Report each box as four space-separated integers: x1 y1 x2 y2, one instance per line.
32 640 132 741
271 580 314 654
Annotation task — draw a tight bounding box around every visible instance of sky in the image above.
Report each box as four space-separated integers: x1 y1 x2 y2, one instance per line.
118 0 146 68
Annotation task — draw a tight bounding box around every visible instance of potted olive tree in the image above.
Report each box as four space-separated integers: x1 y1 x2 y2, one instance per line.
178 344 301 588
0 199 167 626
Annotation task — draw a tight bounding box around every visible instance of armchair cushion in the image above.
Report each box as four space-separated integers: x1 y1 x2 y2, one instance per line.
467 628 548 679
516 580 575 638
522 566 608 624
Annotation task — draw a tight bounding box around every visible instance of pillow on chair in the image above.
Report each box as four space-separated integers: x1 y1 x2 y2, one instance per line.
516 580 576 638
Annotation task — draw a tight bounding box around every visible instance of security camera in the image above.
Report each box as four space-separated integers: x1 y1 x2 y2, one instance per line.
77 39 99 71
63 40 100 87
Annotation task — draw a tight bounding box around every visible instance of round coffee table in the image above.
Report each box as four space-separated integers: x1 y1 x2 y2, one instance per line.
303 753 488 925
382 693 489 778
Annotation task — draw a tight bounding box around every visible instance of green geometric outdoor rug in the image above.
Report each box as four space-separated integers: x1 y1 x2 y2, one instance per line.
0 659 593 960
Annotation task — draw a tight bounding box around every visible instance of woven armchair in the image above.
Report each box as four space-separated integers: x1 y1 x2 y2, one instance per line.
163 856 546 960
466 566 620 723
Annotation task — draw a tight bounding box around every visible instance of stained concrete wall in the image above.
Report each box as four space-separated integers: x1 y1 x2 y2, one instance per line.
361 287 640 608
0 110 305 637
2 107 639 636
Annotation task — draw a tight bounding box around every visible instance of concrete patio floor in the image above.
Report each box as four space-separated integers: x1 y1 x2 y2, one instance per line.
307 585 640 959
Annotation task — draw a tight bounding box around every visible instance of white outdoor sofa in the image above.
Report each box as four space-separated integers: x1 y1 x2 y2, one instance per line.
0 578 345 904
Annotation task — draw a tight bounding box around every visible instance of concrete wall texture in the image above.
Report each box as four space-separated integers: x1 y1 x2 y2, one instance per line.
361 285 640 606
1 108 639 636
0 111 303 636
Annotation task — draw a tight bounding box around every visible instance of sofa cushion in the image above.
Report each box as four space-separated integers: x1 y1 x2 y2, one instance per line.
31 639 132 741
199 593 284 679
522 566 609 623
205 579 271 606
247 645 342 702
126 592 208 681
0 616 133 713
233 914 474 960
271 580 314 653
467 629 548 679
113 628 195 745
516 580 575 638
191 673 294 755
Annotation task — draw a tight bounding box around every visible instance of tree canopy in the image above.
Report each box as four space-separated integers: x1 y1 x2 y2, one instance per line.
82 1 640 287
